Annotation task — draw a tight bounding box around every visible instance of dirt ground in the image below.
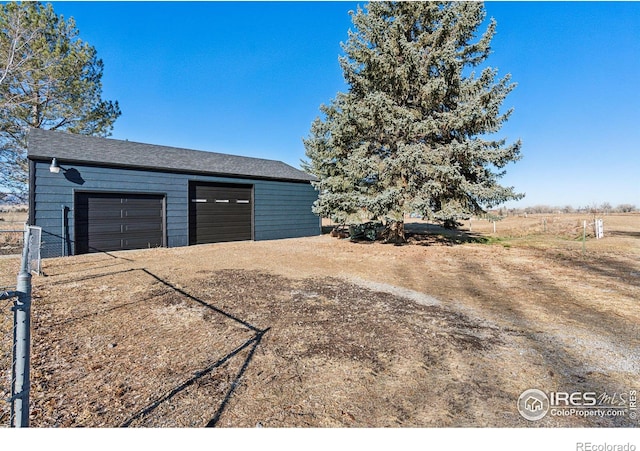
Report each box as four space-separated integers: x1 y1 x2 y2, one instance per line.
0 213 638 427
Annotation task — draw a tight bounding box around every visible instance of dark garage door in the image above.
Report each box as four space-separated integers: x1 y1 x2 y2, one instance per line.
75 192 165 254
189 182 253 245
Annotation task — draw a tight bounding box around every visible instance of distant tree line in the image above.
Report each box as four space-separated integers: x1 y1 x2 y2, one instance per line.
491 203 637 217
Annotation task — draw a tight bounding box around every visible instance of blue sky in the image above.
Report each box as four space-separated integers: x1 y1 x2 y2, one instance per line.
48 1 640 209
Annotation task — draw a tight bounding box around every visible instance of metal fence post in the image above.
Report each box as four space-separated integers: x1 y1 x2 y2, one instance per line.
10 232 32 428
61 204 65 257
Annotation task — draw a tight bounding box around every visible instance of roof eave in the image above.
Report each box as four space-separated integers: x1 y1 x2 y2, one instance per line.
28 155 318 184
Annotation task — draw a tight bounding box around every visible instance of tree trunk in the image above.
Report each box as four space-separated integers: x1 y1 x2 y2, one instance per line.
383 219 406 244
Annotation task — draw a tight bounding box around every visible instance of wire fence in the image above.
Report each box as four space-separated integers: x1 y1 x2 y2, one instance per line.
1 207 28 256
0 289 14 427
0 228 24 256
0 225 37 428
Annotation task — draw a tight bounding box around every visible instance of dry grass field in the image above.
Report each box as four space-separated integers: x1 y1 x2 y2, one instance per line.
0 213 638 427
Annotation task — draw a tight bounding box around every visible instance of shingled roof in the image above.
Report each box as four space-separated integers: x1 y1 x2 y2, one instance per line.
27 128 316 182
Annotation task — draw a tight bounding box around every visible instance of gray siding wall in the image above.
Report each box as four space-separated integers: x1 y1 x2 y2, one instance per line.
31 160 319 258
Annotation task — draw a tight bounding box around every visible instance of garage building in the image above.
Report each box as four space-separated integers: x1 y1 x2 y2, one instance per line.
27 129 320 258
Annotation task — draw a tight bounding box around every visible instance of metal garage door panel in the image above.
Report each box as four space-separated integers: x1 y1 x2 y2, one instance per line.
189 182 252 245
75 193 165 254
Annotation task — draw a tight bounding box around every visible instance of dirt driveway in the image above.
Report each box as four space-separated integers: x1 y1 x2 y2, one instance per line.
1 215 638 427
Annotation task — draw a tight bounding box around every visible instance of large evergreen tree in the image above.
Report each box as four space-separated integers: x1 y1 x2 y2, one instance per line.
0 2 121 202
304 1 523 242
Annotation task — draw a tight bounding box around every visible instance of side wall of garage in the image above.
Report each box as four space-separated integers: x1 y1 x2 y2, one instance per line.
30 160 320 258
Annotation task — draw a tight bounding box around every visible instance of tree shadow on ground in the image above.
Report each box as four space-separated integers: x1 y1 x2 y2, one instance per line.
404 223 490 246
449 255 638 426
324 222 490 246
608 230 640 239
528 247 640 289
